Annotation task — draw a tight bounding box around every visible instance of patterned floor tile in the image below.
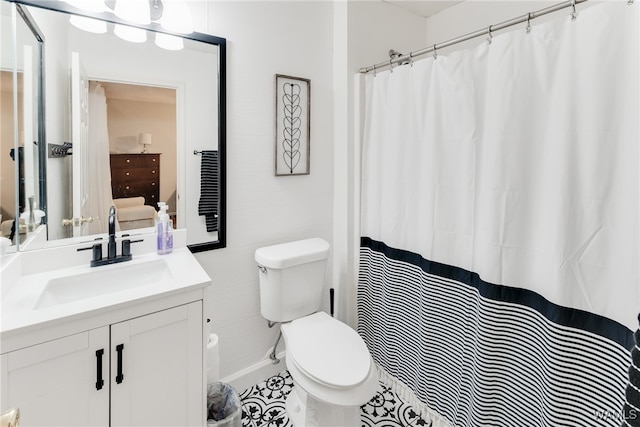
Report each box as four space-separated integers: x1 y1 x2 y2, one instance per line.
241 408 254 427
240 370 426 427
240 371 294 401
361 383 429 426
242 399 288 427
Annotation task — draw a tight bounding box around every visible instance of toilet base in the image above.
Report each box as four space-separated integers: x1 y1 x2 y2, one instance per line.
285 382 360 427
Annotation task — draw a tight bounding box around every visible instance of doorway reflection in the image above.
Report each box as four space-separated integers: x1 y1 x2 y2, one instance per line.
66 80 178 237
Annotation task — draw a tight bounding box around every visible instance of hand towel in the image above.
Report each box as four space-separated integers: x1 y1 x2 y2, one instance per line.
197 150 219 232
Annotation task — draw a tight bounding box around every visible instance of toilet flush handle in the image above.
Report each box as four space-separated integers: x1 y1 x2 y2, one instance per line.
257 264 267 274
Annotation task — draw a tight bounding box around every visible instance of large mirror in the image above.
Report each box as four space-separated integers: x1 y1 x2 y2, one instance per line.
2 0 226 253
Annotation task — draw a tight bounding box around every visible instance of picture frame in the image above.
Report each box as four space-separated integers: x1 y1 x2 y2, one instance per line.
274 74 311 176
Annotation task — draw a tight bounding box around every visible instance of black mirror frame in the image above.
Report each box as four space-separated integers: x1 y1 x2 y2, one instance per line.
10 2 47 250
7 0 226 253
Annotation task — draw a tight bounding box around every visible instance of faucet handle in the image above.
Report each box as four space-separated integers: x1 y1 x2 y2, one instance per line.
120 234 143 257
77 237 103 262
121 234 130 257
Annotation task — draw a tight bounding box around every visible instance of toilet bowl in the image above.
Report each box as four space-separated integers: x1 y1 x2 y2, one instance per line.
281 311 378 426
255 239 378 425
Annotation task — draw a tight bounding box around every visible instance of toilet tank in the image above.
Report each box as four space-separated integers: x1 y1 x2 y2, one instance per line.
255 238 330 323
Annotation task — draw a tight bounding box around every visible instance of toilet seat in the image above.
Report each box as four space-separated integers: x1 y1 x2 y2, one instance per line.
281 311 371 389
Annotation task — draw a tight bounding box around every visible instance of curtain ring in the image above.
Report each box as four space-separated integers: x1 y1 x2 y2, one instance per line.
487 25 493 44
372 64 377 76
389 58 394 73
525 12 532 34
570 0 578 20
409 52 414 67
433 44 438 60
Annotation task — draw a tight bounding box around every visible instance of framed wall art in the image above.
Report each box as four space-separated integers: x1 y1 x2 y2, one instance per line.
274 74 310 176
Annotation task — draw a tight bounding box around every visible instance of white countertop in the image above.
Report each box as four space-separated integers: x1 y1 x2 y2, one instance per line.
1 230 211 351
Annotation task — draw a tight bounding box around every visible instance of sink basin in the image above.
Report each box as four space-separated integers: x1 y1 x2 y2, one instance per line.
34 259 173 310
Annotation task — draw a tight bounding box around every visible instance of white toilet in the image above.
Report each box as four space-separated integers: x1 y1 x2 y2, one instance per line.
255 238 378 427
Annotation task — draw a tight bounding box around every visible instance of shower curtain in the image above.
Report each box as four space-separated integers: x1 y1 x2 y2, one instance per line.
87 82 115 234
358 3 638 427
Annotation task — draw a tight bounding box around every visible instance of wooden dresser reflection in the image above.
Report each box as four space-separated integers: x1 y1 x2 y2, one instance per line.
110 153 160 206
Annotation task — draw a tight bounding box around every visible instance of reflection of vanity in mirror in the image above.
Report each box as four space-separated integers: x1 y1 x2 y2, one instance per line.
1 0 226 253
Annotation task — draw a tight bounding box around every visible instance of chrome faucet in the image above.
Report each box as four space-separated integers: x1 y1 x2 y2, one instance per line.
108 206 117 259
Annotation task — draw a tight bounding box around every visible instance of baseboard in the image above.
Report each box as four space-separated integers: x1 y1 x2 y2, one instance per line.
221 351 287 394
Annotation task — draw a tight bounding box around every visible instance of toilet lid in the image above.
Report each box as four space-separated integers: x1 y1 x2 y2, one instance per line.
282 311 371 389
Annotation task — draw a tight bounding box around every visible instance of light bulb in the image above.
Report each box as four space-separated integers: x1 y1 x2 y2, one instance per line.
114 0 150 25
69 15 107 33
63 0 106 13
155 33 184 51
114 24 147 43
159 0 193 34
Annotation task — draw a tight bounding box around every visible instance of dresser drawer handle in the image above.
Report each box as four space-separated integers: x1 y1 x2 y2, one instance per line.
125 186 130 190
126 159 130 163
152 170 156 174
152 158 156 162
125 172 130 176
151 182 156 186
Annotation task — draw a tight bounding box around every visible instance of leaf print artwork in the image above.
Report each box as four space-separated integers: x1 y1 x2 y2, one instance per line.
274 74 310 176
281 82 302 173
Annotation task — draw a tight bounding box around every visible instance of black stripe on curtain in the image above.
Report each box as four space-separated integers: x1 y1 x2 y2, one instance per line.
622 316 640 427
197 150 219 232
359 236 632 427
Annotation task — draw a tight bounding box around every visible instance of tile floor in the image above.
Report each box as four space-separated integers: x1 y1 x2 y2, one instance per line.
239 370 431 427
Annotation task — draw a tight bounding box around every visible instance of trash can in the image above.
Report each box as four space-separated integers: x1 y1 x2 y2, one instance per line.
206 382 241 427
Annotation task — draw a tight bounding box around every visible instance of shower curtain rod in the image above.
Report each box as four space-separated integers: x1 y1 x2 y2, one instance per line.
359 0 589 74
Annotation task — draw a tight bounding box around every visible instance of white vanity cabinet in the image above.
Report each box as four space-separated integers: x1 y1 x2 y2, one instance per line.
1 301 204 427
110 301 203 427
0 327 110 426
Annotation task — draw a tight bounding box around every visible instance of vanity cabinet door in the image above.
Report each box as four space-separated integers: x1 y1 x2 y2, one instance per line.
0 327 110 427
110 301 203 427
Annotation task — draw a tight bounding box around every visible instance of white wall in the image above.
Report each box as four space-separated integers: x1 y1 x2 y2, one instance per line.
196 1 335 379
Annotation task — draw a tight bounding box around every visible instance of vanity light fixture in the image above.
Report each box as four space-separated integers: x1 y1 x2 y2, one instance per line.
113 0 151 25
114 24 147 43
155 33 183 51
63 0 193 49
62 0 106 12
69 15 107 33
158 0 193 34
112 0 150 42
64 0 107 33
